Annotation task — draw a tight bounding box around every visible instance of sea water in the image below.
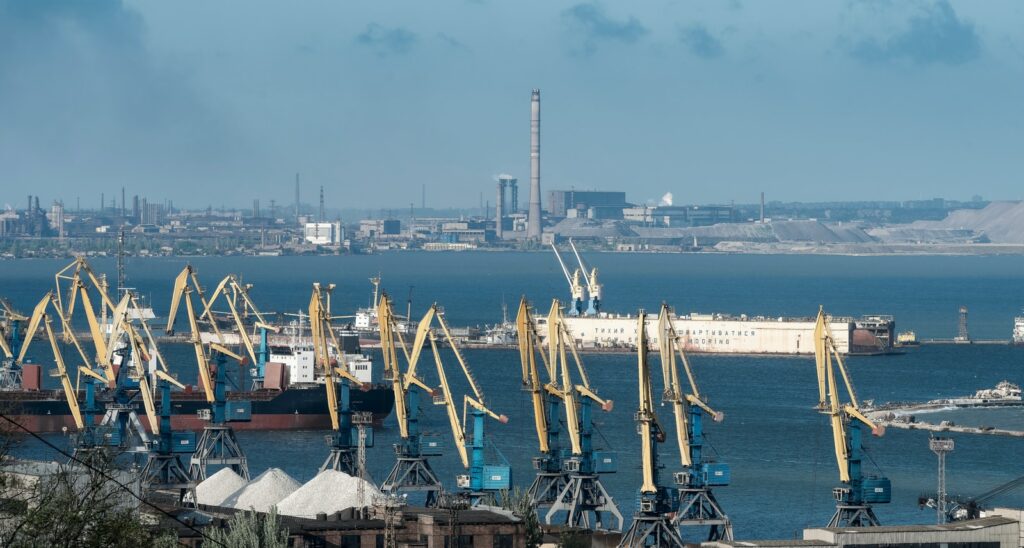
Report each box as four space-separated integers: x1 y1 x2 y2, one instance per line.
2 252 1023 539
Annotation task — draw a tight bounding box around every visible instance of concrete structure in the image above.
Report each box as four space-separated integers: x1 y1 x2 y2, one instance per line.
303 222 343 245
166 504 527 548
704 517 1020 548
548 190 627 218
357 219 401 240
527 89 542 240
623 204 736 227
496 176 517 238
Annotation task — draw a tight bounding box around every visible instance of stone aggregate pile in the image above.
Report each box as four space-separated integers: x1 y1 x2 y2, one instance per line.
195 468 248 507
223 468 300 513
276 470 376 518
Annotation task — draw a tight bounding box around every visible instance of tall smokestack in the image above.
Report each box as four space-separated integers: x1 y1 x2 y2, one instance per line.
294 173 300 221
495 179 505 239
760 192 765 223
319 185 325 222
527 89 542 240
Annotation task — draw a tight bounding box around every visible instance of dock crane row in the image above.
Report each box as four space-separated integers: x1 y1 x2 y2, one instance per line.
619 310 687 548
415 303 511 505
379 293 444 506
309 282 373 477
518 298 621 530
657 303 732 541
814 306 891 527
167 265 252 481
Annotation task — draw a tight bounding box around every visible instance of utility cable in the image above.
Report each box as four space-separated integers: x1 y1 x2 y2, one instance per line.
0 413 226 548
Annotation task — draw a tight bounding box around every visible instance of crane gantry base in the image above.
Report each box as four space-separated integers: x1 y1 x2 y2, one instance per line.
381 456 442 507
828 504 881 528
189 425 249 481
321 448 361 478
618 514 685 548
528 471 567 507
546 473 623 531
100 406 151 453
142 453 196 506
674 487 733 541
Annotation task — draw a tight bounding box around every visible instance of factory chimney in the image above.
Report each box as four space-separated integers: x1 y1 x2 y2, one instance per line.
760 192 765 223
495 178 505 239
527 89 542 240
294 173 300 221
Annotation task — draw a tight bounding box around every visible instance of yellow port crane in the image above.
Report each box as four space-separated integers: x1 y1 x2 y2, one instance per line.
199 273 280 389
413 304 510 505
814 305 890 527
618 310 686 548
530 299 622 529
657 303 732 541
309 282 371 475
379 293 444 505
167 265 252 480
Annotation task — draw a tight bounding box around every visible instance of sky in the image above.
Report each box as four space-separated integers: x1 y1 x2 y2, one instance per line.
0 0 1022 210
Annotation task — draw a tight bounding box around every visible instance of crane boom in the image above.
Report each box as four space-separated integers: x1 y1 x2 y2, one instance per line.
637 311 659 494
518 298 551 453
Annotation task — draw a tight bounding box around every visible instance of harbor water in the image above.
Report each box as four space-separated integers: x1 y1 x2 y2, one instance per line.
3 252 1023 539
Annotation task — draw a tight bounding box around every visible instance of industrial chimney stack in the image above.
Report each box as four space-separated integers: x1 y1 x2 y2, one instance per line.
527 89 542 240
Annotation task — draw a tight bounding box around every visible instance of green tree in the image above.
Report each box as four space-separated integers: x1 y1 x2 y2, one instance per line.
204 507 290 548
501 487 542 548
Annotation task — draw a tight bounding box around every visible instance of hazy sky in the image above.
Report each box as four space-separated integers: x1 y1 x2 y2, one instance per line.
1 0 1022 210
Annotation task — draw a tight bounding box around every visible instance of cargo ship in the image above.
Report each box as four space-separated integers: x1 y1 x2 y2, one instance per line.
540 312 893 355
541 242 895 355
1013 315 1024 345
0 328 394 433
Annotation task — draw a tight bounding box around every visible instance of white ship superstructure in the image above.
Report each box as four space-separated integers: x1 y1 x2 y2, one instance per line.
540 243 894 355
539 312 860 355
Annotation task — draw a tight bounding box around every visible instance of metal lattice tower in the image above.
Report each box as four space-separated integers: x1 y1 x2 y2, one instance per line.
930 437 955 524
956 306 969 342
354 411 373 506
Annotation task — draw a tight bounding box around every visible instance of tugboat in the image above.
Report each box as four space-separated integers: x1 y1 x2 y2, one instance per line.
896 330 920 347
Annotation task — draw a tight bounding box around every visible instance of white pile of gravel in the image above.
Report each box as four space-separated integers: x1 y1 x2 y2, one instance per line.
276 470 376 518
196 468 248 507
223 468 300 513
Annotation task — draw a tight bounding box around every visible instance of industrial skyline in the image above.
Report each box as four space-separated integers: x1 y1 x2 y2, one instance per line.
1 1 1022 209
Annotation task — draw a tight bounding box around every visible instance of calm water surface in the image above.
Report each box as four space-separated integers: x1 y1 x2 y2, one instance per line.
3 253 1023 539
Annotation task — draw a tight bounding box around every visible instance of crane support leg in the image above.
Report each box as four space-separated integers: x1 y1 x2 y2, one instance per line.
674 487 734 541
189 425 249 481
546 473 623 531
618 514 685 548
829 504 881 528
528 471 567 508
381 456 442 507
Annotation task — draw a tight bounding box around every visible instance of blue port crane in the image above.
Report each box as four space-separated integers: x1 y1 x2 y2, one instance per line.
814 306 890 527
200 274 280 390
379 293 444 506
619 310 685 547
417 304 510 506
519 297 622 529
656 304 732 541
309 282 373 476
168 265 252 481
